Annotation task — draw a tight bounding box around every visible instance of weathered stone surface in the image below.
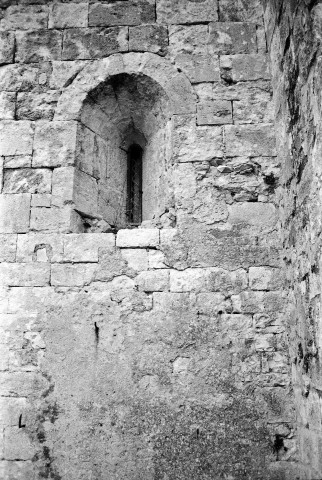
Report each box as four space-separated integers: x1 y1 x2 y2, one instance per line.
0 92 15 120
89 1 155 26
197 100 232 125
232 291 285 314
121 248 149 271
3 168 52 194
0 121 34 157
0 461 35 480
3 427 35 460
16 30 62 63
0 64 39 92
51 263 96 286
62 27 128 60
31 193 51 207
225 124 276 156
157 0 218 24
1 5 48 30
169 25 208 57
209 22 257 54
73 168 99 217
173 115 223 162
129 25 168 56
221 54 271 82
174 54 220 83
219 0 263 23
0 263 50 286
33 121 77 167
3 156 32 169
0 32 14 65
249 266 285 291
16 91 60 121
16 233 64 262
49 60 89 89
228 203 277 228
136 269 169 292
0 234 17 262
0 194 30 233
116 229 159 248
63 233 115 262
29 206 78 233
49 3 88 28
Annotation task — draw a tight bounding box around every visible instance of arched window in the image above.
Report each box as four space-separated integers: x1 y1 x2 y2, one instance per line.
126 144 143 226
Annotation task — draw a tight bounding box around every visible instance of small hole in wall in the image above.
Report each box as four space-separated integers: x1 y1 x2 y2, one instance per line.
273 434 288 460
94 322 99 344
18 414 26 428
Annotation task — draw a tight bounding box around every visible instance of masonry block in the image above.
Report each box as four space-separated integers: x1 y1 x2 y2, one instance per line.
73 169 99 217
0 194 30 233
16 30 63 63
3 168 52 194
62 27 128 60
16 233 64 263
33 121 78 167
121 249 149 271
30 206 78 233
1 5 48 31
225 124 276 156
89 1 155 27
194 293 232 315
129 25 168 56
157 0 218 24
209 22 257 54
169 25 208 57
0 234 17 262
221 54 271 82
219 0 264 23
0 92 15 120
63 233 115 262
231 291 285 314
49 3 88 28
16 91 60 121
52 166 74 207
3 156 32 169
136 270 169 292
0 121 34 157
148 250 167 269
0 263 50 286
228 203 277 228
51 263 96 286
0 461 35 480
174 54 221 83
116 229 159 248
0 32 14 65
31 194 51 208
4 426 35 460
249 267 285 290
197 100 232 125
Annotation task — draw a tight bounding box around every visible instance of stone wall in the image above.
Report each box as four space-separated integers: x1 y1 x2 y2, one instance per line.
0 1 303 479
265 0 322 478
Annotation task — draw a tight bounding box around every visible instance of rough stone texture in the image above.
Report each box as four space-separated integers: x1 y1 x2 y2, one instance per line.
0 1 310 479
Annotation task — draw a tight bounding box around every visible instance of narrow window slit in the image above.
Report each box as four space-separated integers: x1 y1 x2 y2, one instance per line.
126 144 143 226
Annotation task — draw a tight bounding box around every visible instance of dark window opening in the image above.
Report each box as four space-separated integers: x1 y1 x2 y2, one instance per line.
126 144 143 225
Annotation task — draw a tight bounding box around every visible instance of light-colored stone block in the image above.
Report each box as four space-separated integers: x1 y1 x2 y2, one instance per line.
0 121 34 157
129 24 168 56
148 250 167 269
31 194 51 207
3 168 52 194
209 22 257 54
1 5 48 30
0 263 50 287
197 100 232 125
0 32 14 65
157 0 218 24
0 234 17 262
225 124 276 156
16 30 62 63
33 121 78 167
228 202 276 228
221 54 270 82
30 207 78 233
0 194 30 233
0 92 15 120
51 263 96 286
194 293 232 315
174 54 221 83
4 426 35 460
136 269 169 292
249 267 285 290
63 233 115 262
73 169 98 217
49 3 88 28
116 229 159 248
16 233 64 262
3 155 32 169
121 248 149 271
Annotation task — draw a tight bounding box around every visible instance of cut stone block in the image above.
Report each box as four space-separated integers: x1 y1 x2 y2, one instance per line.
33 121 78 167
121 249 149 271
51 263 97 286
31 194 51 207
63 233 115 262
249 267 285 290
73 169 99 217
0 92 15 120
0 32 14 65
16 91 60 121
3 156 32 169
157 0 218 24
0 234 17 262
0 263 50 287
136 270 169 292
4 426 35 460
62 27 128 60
16 233 64 263
221 54 271 82
169 25 209 57
0 194 30 233
49 3 88 28
3 168 52 194
30 207 79 233
174 54 221 83
228 202 277 228
116 229 159 248
225 124 276 156
0 121 34 157
129 25 168 56
209 22 257 54
16 30 63 63
219 0 264 24
89 1 155 27
197 100 232 125
1 5 48 31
